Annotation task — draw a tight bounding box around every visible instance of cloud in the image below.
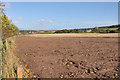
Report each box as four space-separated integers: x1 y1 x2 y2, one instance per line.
8 16 23 25
18 17 23 20
14 20 19 24
5 2 11 8
8 16 23 21
38 19 54 23
28 18 55 29
8 16 13 20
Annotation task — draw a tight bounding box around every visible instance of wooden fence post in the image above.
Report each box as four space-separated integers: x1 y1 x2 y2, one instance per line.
6 40 13 77
17 65 23 78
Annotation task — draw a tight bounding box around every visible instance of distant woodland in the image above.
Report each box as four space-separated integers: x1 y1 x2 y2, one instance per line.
20 25 120 34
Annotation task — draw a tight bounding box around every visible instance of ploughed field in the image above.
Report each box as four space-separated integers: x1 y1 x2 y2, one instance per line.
15 34 119 78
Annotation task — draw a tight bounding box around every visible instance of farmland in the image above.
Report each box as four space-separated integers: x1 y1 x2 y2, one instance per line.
99 28 118 31
15 33 119 78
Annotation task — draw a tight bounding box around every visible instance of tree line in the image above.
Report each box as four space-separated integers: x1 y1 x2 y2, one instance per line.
55 25 120 33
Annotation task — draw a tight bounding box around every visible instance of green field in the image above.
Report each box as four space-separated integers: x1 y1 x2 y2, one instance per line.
101 28 118 31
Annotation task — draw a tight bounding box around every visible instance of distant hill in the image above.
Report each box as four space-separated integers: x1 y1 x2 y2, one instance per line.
98 25 120 28
19 24 120 34
54 24 120 33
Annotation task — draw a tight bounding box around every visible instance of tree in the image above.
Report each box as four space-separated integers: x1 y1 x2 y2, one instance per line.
0 2 5 14
94 27 98 30
1 14 12 38
116 27 120 33
91 27 99 33
117 27 120 31
0 2 19 39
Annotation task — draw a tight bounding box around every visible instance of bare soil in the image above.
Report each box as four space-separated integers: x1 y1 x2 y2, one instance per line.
15 34 119 78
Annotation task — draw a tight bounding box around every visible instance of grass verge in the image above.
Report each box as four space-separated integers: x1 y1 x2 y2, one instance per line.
2 36 36 78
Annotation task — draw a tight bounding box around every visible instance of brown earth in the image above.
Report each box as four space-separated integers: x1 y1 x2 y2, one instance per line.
15 34 119 78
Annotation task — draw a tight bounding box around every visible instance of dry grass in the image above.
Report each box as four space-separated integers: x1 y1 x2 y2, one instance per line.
2 37 36 78
25 33 119 38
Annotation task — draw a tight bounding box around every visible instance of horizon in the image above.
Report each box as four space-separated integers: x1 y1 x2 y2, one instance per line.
19 24 119 31
4 2 118 30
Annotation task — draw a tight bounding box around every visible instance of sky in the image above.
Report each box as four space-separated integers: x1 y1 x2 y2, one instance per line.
3 2 118 30
1 0 120 2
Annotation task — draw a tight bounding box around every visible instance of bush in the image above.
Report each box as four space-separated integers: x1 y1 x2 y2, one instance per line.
1 14 19 39
109 30 116 33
